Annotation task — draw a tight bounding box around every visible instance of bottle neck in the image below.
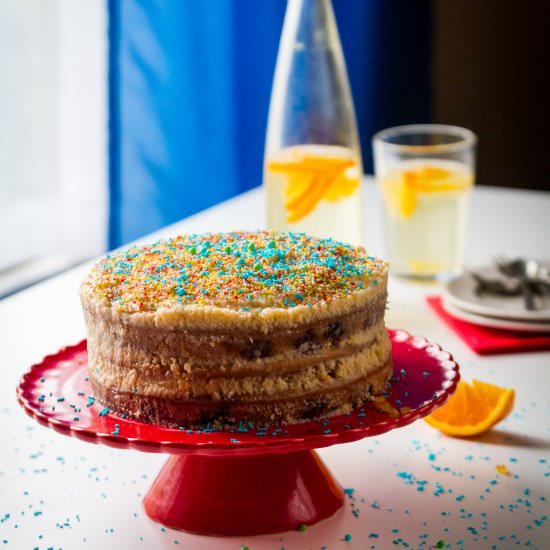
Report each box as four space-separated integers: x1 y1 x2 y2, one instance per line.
265 0 360 154
286 0 338 52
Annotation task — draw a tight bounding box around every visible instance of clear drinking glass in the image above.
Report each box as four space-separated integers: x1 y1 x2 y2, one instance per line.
373 124 477 279
264 0 364 246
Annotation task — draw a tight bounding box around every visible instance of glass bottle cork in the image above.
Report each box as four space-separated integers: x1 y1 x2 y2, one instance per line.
264 0 363 246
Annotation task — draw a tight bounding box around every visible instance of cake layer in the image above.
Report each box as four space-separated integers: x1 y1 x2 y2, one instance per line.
82 290 386 363
89 358 393 428
82 282 387 331
80 231 388 331
89 328 391 401
85 301 387 377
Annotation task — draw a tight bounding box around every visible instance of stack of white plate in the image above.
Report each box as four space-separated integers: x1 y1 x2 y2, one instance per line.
442 263 550 333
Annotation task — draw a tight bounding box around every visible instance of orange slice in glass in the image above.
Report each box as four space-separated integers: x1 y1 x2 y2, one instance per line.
267 145 360 222
286 174 333 222
424 379 515 437
325 166 360 202
401 172 418 217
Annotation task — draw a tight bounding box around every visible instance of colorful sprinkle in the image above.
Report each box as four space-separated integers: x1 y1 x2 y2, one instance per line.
83 231 386 313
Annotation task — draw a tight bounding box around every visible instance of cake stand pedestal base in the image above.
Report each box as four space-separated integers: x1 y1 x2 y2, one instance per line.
143 449 344 536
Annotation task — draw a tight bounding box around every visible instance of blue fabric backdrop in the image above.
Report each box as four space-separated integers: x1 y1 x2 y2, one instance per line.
108 0 431 248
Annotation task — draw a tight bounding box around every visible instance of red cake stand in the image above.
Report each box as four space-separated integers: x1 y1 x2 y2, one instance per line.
17 329 459 536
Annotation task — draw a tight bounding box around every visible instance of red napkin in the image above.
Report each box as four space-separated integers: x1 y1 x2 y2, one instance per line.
426 295 550 355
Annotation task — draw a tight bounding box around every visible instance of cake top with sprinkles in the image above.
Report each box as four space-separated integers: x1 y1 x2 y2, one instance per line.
81 230 387 314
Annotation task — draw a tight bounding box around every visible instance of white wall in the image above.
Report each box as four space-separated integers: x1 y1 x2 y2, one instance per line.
0 0 107 281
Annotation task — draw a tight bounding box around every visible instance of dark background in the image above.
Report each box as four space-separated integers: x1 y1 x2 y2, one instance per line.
431 1 547 192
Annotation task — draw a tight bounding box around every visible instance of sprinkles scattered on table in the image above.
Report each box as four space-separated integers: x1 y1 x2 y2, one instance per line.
2 426 550 546
82 231 385 313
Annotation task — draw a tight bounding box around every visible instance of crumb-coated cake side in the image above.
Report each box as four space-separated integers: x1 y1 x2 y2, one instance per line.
80 230 392 427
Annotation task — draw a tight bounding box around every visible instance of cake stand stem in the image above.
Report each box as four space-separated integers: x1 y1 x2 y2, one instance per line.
143 449 344 536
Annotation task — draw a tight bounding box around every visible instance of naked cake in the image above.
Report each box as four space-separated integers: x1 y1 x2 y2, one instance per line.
80 230 392 428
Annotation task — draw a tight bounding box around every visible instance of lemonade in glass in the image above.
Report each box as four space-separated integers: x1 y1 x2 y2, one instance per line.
373 125 476 279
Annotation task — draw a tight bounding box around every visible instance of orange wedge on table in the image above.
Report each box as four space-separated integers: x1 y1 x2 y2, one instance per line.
424 379 515 437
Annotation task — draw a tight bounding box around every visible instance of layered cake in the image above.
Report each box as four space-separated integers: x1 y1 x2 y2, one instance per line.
80 230 392 428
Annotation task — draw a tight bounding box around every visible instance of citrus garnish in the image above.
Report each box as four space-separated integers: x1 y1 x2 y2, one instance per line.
380 163 473 219
266 145 360 222
400 172 417 217
424 379 515 437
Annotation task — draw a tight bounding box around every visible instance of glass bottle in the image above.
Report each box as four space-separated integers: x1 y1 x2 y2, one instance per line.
264 0 363 246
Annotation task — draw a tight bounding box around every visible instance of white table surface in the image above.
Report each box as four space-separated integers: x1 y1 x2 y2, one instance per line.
1 182 549 550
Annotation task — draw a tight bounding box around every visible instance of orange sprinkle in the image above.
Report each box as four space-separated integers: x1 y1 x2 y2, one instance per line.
496 464 511 476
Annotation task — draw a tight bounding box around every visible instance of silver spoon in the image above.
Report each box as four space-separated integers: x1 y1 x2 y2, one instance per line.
495 257 536 310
